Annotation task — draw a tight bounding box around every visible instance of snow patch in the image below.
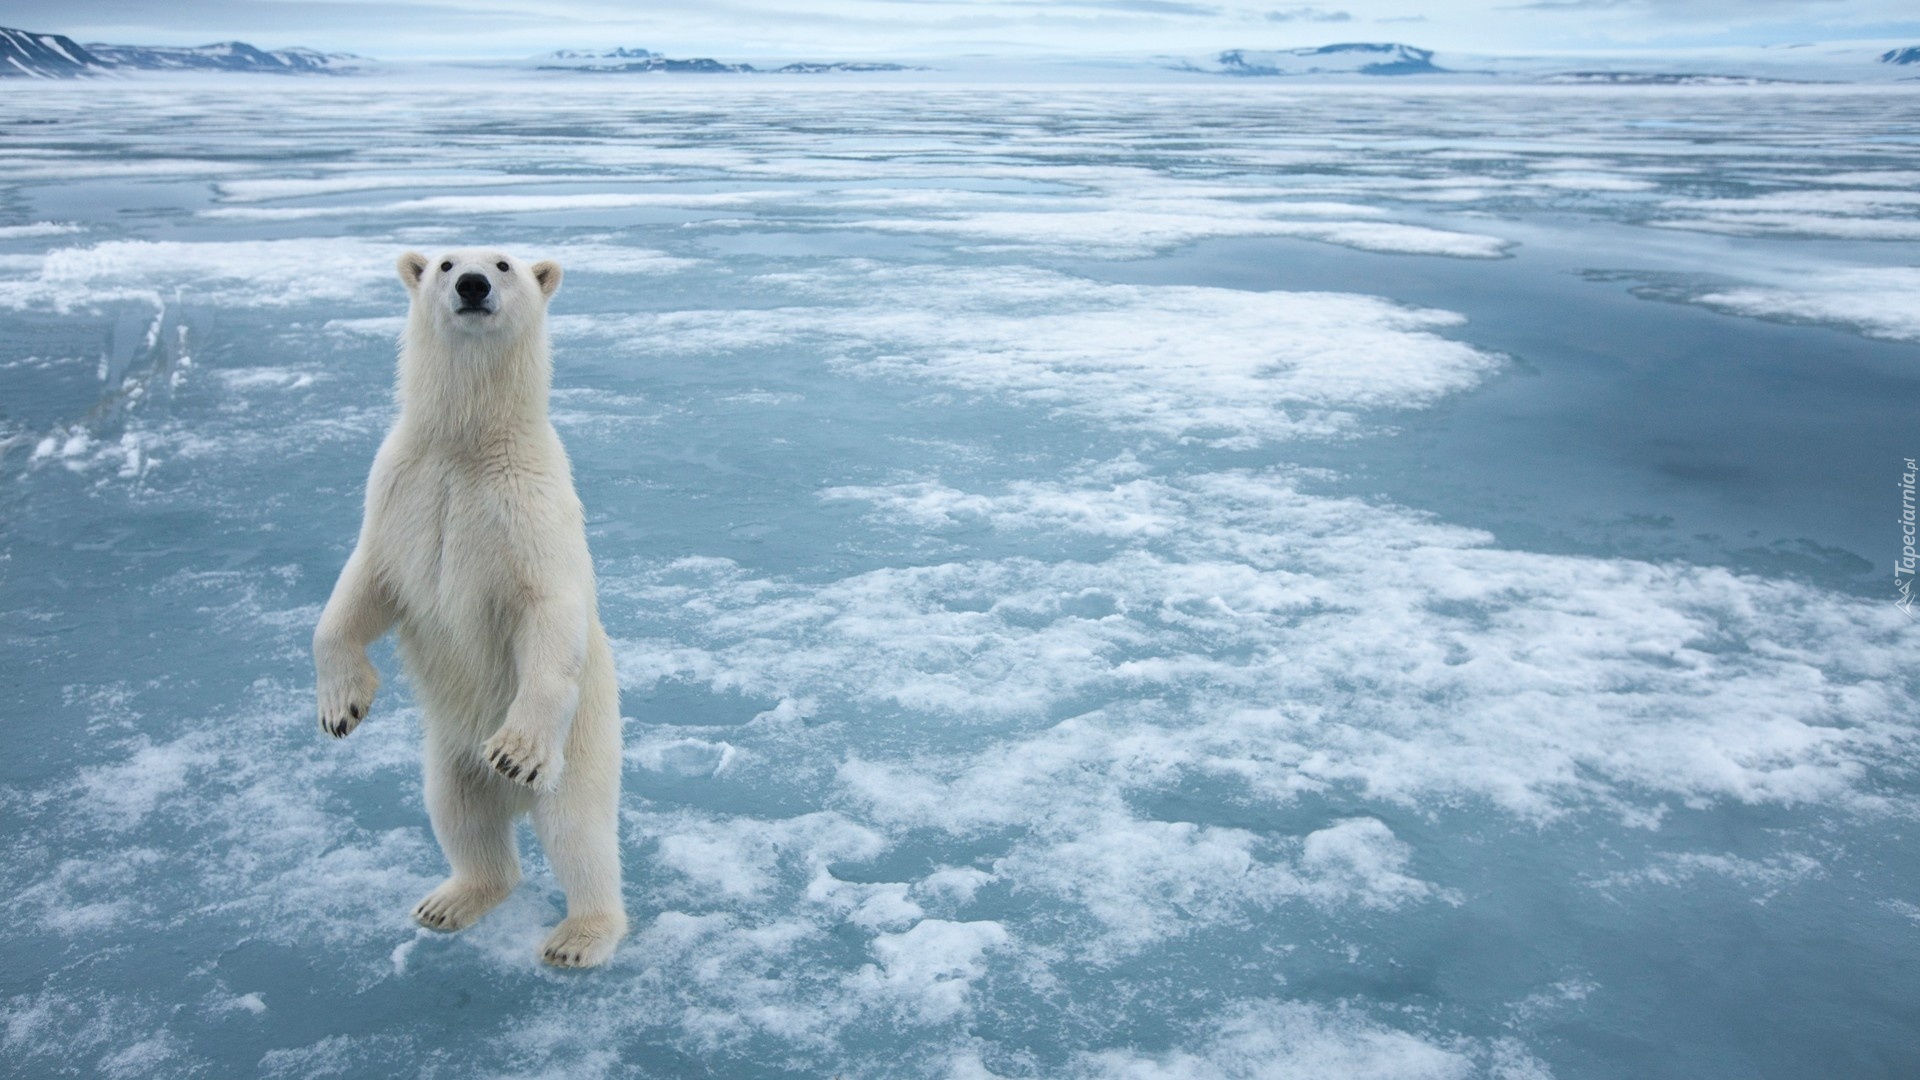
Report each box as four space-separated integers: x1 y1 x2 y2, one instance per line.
1692 266 1920 342
579 266 1501 446
846 919 1009 1024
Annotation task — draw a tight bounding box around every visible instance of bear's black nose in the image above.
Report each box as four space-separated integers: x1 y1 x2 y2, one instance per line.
455 272 492 304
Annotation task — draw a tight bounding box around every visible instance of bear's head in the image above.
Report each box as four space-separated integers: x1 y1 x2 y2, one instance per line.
397 249 562 339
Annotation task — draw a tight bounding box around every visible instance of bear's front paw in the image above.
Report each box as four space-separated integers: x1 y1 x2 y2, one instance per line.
315 654 379 739
483 726 563 790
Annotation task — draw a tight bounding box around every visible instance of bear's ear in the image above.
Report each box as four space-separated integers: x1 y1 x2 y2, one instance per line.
532 260 563 300
397 251 429 292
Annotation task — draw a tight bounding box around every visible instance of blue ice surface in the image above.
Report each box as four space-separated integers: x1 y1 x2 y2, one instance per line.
1 75 1918 1079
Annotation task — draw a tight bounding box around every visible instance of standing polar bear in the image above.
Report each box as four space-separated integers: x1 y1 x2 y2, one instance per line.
312 249 626 968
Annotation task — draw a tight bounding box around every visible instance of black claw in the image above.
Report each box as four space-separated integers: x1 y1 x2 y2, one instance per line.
508 765 522 780
526 768 538 783
349 704 361 719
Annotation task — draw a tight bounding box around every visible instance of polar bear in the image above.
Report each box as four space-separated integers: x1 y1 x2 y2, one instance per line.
312 248 626 968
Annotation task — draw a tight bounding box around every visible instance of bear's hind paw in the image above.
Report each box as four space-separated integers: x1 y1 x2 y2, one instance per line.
541 912 626 969
412 878 513 932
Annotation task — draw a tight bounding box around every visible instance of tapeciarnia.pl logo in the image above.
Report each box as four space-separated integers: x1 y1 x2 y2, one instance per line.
1899 457 1917 621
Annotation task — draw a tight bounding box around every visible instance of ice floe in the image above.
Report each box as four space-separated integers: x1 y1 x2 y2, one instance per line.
571 265 1502 445
1692 266 1920 342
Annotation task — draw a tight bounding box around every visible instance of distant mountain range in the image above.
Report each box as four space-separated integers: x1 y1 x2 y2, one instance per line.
533 47 918 74
1190 43 1444 76
0 28 911 77
0 25 359 76
87 41 359 73
1174 39 1920 81
4 23 1917 82
1531 71 1806 85
548 47 657 61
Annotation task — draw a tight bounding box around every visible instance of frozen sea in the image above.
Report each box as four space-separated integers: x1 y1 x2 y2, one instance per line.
1 75 1918 1078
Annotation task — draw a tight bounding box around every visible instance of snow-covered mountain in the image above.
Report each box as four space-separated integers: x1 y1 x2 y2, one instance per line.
764 61 918 74
537 52 752 74
547 47 656 61
534 47 916 74
0 25 360 76
1194 43 1444 76
84 41 363 73
1490 40 1920 82
1530 71 1803 85
1173 39 1920 82
0 26 111 77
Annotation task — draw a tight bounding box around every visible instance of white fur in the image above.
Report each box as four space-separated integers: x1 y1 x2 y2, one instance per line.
313 248 626 968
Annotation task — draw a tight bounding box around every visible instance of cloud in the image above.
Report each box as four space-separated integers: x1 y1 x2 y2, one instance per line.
1506 0 1634 9
1264 6 1354 21
1507 0 1850 12
1018 0 1225 14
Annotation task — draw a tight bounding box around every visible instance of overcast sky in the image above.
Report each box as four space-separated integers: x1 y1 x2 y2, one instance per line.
7 0 1917 59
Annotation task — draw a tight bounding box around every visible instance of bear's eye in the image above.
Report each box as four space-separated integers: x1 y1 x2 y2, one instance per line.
439 261 452 272
496 261 510 272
